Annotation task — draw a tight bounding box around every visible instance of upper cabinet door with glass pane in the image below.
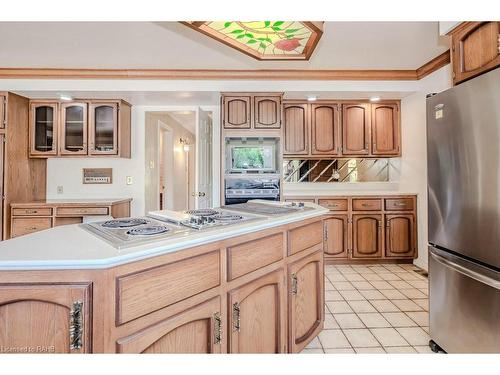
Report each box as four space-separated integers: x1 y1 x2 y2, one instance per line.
89 103 118 155
29 102 59 157
60 102 87 155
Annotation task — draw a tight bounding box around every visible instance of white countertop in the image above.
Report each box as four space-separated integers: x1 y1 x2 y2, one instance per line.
283 182 419 197
0 203 328 271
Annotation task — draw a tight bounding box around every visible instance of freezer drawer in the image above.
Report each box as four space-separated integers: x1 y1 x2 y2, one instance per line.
429 246 500 353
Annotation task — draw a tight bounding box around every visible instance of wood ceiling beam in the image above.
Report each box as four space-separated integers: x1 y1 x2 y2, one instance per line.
0 50 449 81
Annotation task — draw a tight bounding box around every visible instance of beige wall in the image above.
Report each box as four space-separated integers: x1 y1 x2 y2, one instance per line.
144 112 196 213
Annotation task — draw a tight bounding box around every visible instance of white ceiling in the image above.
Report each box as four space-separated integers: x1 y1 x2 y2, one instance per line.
166 111 196 134
0 22 449 70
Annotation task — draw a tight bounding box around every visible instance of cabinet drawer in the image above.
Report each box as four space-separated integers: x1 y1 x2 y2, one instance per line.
318 199 348 211
11 217 52 238
116 250 220 324
56 206 109 216
227 233 284 280
385 198 414 211
288 221 323 255
11 207 52 216
352 199 382 211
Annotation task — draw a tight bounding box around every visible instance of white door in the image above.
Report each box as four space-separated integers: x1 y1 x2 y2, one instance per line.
195 108 213 209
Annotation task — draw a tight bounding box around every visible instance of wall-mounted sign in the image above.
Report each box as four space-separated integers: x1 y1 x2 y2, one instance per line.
83 168 113 184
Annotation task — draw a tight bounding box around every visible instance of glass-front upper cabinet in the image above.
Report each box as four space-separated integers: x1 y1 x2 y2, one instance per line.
29 102 59 156
89 102 118 155
60 102 87 155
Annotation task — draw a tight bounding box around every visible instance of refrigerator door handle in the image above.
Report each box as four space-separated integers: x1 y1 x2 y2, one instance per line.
430 248 500 290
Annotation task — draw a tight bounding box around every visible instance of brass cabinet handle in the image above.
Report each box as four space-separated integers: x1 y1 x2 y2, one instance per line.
232 302 240 332
291 273 298 295
213 312 222 345
394 202 407 207
361 203 371 207
69 300 84 350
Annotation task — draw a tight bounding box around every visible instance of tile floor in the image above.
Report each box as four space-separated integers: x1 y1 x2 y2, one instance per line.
302 263 435 354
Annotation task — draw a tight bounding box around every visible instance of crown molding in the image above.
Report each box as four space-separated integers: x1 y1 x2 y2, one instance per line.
0 50 449 81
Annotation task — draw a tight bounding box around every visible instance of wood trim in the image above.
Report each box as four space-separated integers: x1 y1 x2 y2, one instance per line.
416 50 451 79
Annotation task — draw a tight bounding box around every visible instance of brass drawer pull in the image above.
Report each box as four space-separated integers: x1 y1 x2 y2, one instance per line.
213 312 222 345
69 300 84 350
394 203 407 206
361 203 371 207
291 273 298 295
232 302 241 332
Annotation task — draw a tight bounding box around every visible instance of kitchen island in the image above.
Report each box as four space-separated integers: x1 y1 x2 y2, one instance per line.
0 202 328 354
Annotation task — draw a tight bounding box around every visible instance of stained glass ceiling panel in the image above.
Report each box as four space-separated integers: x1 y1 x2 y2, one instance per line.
183 21 323 60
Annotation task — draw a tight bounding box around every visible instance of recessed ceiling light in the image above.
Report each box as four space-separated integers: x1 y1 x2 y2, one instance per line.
307 96 317 102
59 94 73 101
370 96 381 102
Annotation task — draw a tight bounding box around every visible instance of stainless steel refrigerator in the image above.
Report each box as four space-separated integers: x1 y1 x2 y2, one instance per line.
426 67 500 353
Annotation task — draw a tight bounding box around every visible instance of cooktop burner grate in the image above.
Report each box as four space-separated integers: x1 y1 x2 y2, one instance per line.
126 226 170 236
211 214 243 221
185 209 219 217
102 218 149 228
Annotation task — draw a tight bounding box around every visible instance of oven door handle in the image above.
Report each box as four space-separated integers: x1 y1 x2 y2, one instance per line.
430 248 500 290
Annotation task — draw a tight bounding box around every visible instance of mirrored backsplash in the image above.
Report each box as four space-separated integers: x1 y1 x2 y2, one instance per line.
283 159 395 183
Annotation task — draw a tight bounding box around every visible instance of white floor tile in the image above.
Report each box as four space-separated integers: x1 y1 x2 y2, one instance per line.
354 347 386 353
300 348 324 354
343 329 380 347
339 290 366 301
391 299 423 312
324 314 340 329
326 301 354 314
348 300 377 313
380 289 407 299
379 273 402 281
325 290 344 301
332 281 356 291
318 329 352 349
381 312 418 327
362 273 383 281
405 311 429 327
324 348 355 353
384 346 417 353
388 280 413 289
344 273 365 282
370 328 409 347
370 281 394 290
400 288 428 299
357 313 391 328
396 327 430 346
305 337 322 349
335 313 365 329
359 290 386 300
413 299 429 311
351 281 375 290
370 299 400 313
414 345 435 353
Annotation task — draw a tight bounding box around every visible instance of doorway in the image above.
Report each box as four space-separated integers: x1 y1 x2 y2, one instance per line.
144 108 213 214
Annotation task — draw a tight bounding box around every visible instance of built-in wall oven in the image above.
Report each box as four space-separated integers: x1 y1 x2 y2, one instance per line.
224 137 281 205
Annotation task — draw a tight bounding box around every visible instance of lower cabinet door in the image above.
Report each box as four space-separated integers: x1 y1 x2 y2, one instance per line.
116 297 223 353
385 214 415 258
228 269 286 353
0 283 91 353
324 215 348 258
352 214 383 258
288 250 324 353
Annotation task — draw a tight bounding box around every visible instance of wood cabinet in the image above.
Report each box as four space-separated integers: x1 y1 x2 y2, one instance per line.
89 102 118 155
1 92 47 240
29 102 58 156
385 214 416 258
223 95 251 129
60 102 88 155
450 22 500 85
222 93 282 130
342 103 370 155
0 283 91 353
288 250 324 353
352 214 383 258
0 94 5 129
228 269 286 353
116 297 223 353
286 195 418 263
324 215 348 258
29 99 131 158
10 199 132 238
283 100 400 158
283 103 309 155
371 103 400 156
311 103 340 155
254 96 281 129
